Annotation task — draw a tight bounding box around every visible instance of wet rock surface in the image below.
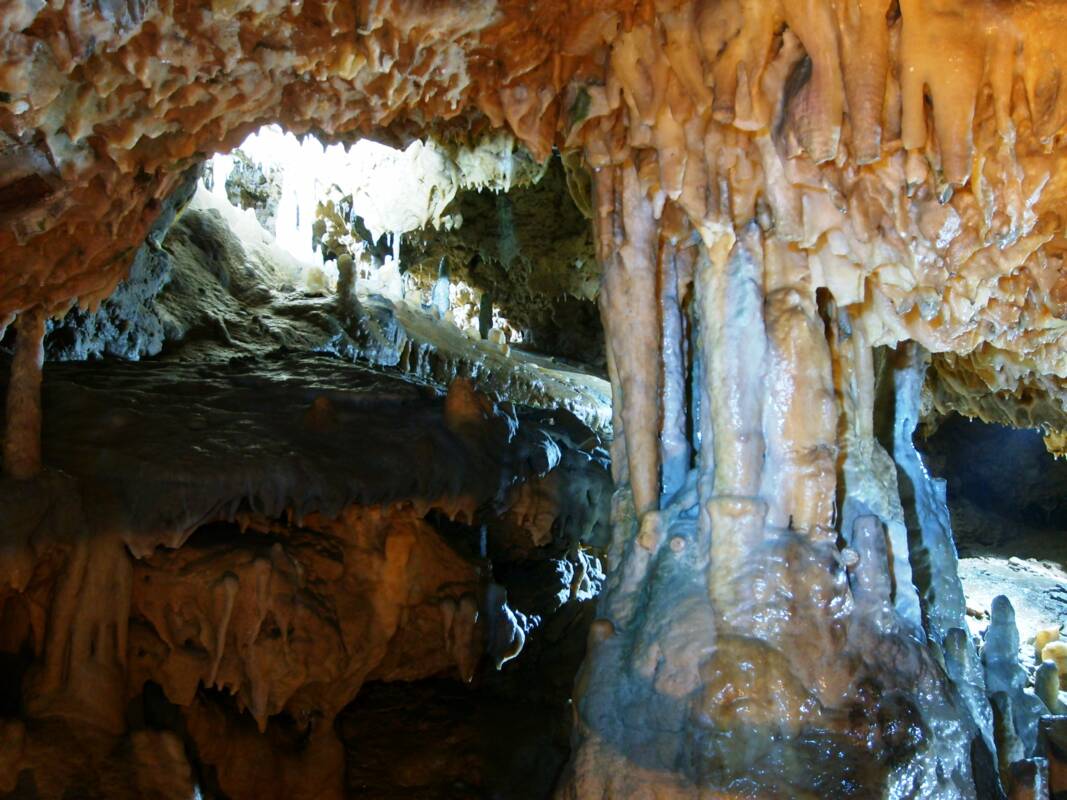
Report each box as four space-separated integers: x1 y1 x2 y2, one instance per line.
0 349 610 799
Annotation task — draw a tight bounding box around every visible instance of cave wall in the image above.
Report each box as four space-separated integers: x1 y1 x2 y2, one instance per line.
0 356 612 798
396 156 602 366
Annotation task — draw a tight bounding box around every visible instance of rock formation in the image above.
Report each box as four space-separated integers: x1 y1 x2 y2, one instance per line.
0 341 612 797
5 0 1067 797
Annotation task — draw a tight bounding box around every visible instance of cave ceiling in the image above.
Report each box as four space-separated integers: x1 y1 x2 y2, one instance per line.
4 1 1067 433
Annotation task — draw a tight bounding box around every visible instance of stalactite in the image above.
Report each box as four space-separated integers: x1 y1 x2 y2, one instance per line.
657 227 690 503
836 0 892 163
595 162 661 517
3 308 46 481
780 0 844 163
698 226 767 632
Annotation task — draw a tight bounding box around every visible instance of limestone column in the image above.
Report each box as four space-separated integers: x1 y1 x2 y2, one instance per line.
3 307 46 480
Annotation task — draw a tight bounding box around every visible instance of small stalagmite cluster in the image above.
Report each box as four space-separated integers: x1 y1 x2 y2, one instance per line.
5 0 1067 798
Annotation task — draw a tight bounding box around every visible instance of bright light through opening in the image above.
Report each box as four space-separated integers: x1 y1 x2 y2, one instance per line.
203 124 526 344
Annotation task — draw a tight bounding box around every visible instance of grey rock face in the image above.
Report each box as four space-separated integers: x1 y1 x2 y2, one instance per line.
44 165 202 362
224 149 282 233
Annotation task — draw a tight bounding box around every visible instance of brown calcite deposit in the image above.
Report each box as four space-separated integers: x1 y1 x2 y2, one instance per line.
0 354 612 798
7 0 1067 798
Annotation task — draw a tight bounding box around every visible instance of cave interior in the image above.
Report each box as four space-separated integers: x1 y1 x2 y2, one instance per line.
3 2 1067 798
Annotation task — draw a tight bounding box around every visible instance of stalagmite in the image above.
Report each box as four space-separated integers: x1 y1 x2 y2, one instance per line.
1037 626 1061 664
1043 641 1067 689
1036 661 1066 715
3 308 46 480
984 596 1048 760
992 692 1026 787
1007 758 1050 800
335 253 361 322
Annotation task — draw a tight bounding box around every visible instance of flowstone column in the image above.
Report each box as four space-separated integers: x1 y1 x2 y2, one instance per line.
562 158 983 799
3 307 46 480
25 530 133 735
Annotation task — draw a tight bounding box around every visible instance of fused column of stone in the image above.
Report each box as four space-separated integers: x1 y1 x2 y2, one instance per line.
570 143 981 796
831 311 924 636
657 230 692 504
696 227 768 633
3 308 47 480
890 345 968 641
594 163 661 518
25 532 132 734
944 626 999 776
757 238 837 541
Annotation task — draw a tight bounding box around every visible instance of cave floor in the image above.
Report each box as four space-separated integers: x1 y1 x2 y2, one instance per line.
338 679 569 800
952 496 1067 667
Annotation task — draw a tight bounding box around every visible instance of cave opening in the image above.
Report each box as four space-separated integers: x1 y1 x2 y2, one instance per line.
920 416 1067 655
194 124 606 373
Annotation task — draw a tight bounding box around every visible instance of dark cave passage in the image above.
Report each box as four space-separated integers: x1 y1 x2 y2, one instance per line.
923 416 1067 544
919 416 1067 688
339 678 571 800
